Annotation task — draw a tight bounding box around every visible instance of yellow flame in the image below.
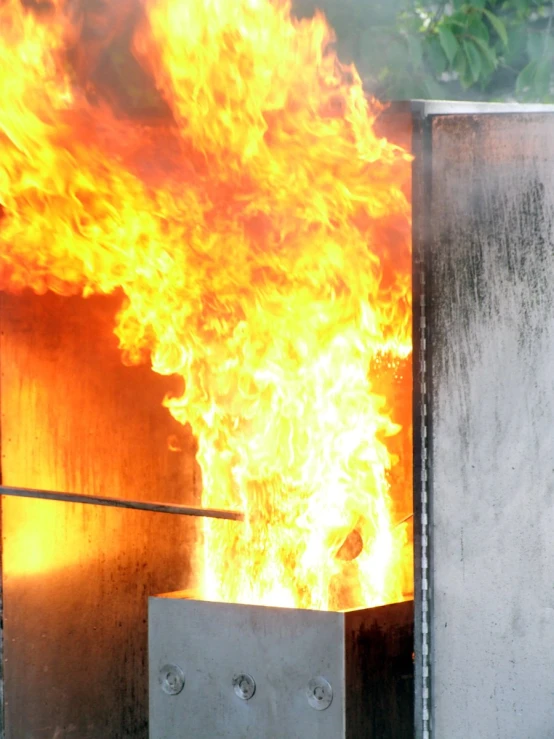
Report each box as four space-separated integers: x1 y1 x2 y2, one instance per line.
0 0 412 609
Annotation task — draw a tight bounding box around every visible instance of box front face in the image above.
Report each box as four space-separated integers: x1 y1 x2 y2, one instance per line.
149 597 346 739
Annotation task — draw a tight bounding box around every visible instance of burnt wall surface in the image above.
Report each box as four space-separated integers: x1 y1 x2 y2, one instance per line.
0 293 199 738
426 113 554 737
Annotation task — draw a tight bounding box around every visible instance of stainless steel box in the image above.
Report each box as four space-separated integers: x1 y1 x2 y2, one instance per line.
148 593 413 739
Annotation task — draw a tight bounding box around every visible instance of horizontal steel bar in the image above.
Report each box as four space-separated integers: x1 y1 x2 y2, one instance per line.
0 485 244 522
394 512 414 527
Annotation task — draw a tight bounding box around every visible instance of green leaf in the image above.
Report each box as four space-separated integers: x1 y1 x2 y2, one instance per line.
452 0 466 10
534 58 552 97
454 47 467 72
469 35 498 69
527 31 545 61
463 39 483 83
482 9 508 47
476 47 496 78
438 25 460 64
505 26 527 63
467 16 489 43
516 60 538 94
456 52 473 88
449 10 471 29
426 35 448 75
471 0 486 10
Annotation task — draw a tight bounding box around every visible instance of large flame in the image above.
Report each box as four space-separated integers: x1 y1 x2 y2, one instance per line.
0 0 412 609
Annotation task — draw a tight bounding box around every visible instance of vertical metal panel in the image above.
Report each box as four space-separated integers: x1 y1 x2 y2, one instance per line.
149 596 347 739
410 111 433 739
427 113 554 737
0 293 199 738
344 600 414 738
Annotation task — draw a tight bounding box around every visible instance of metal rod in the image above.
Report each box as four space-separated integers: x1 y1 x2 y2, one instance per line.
0 485 244 522
394 512 414 528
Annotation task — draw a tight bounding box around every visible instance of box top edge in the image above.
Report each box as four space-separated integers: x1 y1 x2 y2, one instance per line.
149 590 414 616
382 99 554 117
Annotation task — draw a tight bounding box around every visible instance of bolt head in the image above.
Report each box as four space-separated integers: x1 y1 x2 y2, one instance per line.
233 673 256 700
159 664 185 696
306 677 333 710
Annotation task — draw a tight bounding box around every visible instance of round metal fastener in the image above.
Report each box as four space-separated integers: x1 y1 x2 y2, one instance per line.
159 664 185 696
306 676 333 710
233 673 256 700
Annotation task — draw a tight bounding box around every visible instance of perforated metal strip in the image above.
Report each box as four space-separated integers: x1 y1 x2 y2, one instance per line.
419 250 431 739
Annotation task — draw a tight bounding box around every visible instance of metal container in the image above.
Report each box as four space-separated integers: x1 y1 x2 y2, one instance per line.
148 593 413 739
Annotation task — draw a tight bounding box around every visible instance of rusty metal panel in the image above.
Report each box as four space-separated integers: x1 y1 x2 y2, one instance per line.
0 293 199 738
426 113 554 738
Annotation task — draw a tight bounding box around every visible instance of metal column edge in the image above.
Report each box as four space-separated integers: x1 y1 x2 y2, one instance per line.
411 114 433 739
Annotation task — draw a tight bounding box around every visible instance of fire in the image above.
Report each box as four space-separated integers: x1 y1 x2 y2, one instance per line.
0 0 412 609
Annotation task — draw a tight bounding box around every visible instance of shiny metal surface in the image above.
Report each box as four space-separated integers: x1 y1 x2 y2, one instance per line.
148 594 413 739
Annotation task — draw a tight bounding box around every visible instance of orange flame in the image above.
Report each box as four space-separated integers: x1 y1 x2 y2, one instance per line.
0 0 412 609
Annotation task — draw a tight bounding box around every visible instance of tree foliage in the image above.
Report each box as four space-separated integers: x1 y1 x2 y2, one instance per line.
294 0 554 101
